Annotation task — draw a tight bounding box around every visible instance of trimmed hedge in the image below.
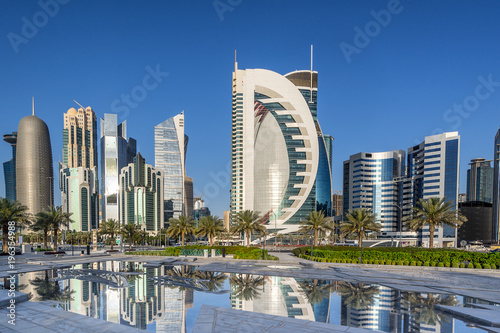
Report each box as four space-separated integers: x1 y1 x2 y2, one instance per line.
291 245 500 268
126 245 278 260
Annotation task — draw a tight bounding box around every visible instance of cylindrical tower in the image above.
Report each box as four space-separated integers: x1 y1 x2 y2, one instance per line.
16 113 53 215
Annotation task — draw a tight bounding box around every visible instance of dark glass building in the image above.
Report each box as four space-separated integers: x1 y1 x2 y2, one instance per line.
458 201 493 244
3 132 17 201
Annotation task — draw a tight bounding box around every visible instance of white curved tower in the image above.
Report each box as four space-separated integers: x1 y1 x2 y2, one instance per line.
231 64 332 236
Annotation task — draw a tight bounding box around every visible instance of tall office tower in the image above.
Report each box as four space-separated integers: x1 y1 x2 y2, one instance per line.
3 132 17 201
493 129 500 244
60 106 99 231
100 113 136 222
16 103 53 215
118 153 163 232
155 112 191 224
403 132 460 247
467 158 493 202
343 151 406 235
193 197 211 224
230 62 333 236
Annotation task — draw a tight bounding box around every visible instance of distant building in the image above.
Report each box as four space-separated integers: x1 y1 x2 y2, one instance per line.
118 153 163 233
492 128 500 244
193 197 210 224
467 158 493 203
223 211 230 231
16 102 53 215
60 106 99 231
154 112 191 224
332 193 343 217
458 193 467 203
100 113 136 222
458 201 493 244
3 132 17 201
343 150 406 235
403 132 460 247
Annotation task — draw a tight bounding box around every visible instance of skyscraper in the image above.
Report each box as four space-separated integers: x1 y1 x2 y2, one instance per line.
403 132 460 247
100 113 136 222
343 150 406 235
230 62 333 237
466 158 493 203
154 112 191 224
118 153 163 232
3 132 17 201
492 128 500 244
59 106 99 231
16 102 53 215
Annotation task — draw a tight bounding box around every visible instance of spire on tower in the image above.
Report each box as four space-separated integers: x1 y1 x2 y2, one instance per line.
32 97 35 116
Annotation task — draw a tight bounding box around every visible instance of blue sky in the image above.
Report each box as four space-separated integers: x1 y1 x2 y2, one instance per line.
1 0 500 217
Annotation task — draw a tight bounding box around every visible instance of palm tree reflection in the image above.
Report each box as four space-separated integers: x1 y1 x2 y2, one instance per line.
30 271 75 303
338 282 379 310
297 279 333 306
193 271 227 293
229 274 265 301
402 292 458 327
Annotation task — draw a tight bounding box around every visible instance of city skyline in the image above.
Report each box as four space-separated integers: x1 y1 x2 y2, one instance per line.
2 1 500 218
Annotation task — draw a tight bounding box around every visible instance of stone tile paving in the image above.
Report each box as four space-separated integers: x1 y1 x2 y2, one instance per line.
193 305 382 333
0 300 141 332
435 304 500 327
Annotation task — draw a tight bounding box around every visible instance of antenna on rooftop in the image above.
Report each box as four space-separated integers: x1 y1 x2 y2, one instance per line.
73 100 85 110
32 97 35 116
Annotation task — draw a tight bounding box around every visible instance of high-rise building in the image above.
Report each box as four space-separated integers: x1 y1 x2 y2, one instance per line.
230 62 332 237
492 128 500 244
403 132 460 247
343 151 406 235
16 102 53 215
466 158 493 203
193 197 211 224
100 113 136 222
118 153 164 233
3 132 17 201
154 112 191 224
60 106 99 231
458 201 493 244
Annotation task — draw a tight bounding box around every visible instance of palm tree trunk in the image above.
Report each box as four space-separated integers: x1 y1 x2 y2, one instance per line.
358 234 362 248
129 233 132 251
246 231 250 247
43 232 48 249
53 228 58 251
429 224 435 248
314 229 318 246
110 232 114 251
182 232 185 246
210 236 213 247
2 224 8 253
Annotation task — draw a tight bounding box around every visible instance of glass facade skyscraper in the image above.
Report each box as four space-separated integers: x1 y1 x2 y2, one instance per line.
100 113 136 222
492 128 500 244
466 158 493 203
343 150 406 235
231 63 332 237
155 112 190 224
3 132 17 202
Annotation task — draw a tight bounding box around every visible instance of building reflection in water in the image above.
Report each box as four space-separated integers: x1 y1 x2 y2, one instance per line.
16 263 494 333
229 274 331 323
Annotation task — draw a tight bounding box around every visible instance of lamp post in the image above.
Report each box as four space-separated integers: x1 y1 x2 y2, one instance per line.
393 204 404 247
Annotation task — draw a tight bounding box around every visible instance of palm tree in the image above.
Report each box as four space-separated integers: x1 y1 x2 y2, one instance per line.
196 215 225 246
121 222 139 250
404 197 467 248
167 215 196 246
37 206 72 251
298 279 333 305
230 210 264 247
0 198 30 253
341 209 382 248
99 219 121 250
229 274 266 301
338 282 379 310
299 211 335 246
31 214 52 249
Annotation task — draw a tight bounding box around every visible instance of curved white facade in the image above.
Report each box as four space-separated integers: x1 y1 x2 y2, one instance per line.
231 66 328 236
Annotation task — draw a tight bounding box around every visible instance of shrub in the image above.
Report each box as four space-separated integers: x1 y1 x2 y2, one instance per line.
467 262 474 269
475 263 482 269
437 262 444 267
491 263 497 269
410 261 416 266
374 260 380 265
403 260 409 266
430 262 437 267
483 264 491 269
444 262 450 267
423 262 430 266
398 261 404 265
452 262 459 268
416 261 422 266
460 263 466 268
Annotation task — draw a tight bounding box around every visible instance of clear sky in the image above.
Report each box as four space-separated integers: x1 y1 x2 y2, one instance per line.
1 0 500 217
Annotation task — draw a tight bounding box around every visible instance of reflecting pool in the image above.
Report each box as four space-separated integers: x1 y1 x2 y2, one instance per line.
9 261 499 332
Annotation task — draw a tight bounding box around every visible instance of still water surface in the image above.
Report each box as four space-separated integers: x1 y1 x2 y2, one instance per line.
12 261 498 332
